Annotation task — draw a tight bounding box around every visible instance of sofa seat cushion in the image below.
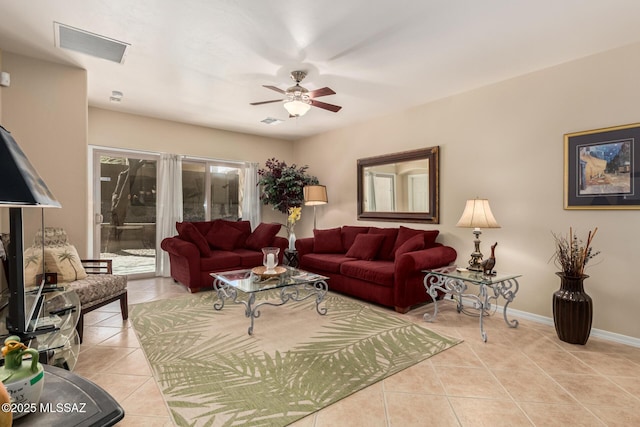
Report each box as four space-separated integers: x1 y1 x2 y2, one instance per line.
301 253 356 274
340 260 395 287
200 250 242 271
65 274 127 310
234 248 264 268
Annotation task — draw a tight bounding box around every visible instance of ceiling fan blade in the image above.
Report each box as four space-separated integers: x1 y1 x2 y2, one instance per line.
250 99 283 105
263 85 286 94
310 99 342 112
308 87 336 98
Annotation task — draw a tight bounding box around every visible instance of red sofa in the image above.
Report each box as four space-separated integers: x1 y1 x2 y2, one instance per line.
161 220 288 292
296 225 457 313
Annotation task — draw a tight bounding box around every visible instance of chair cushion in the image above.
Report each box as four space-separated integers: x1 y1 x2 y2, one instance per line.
65 274 127 310
345 234 385 260
44 245 88 282
313 227 343 253
245 223 281 250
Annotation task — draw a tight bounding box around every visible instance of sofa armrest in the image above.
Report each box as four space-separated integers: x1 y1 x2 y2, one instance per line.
395 245 457 273
161 237 199 259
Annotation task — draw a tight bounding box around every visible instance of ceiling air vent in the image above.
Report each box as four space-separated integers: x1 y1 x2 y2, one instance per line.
260 117 283 125
54 22 130 64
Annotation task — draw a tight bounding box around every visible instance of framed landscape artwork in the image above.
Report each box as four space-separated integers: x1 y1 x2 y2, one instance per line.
565 123 640 209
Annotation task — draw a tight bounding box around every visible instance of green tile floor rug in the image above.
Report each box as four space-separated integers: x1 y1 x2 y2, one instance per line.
130 290 461 426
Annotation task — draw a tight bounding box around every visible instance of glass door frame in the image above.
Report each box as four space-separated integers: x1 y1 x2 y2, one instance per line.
89 146 159 279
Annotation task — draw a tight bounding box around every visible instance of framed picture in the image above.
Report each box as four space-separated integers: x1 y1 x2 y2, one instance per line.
565 123 640 209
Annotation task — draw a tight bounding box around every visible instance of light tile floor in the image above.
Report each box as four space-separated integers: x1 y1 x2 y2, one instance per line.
78 277 640 426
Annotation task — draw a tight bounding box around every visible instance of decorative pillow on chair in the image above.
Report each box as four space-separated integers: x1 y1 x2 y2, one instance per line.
394 234 425 257
178 222 211 256
245 223 281 250
44 245 88 283
206 221 245 251
313 227 343 253
345 234 386 260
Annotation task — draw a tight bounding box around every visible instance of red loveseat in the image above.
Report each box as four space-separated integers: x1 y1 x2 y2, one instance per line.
161 220 288 292
296 225 457 313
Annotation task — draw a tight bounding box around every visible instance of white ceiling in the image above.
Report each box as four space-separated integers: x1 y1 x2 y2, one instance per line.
2 1 640 141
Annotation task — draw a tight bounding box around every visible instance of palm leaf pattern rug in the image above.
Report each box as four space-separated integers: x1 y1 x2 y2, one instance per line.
130 290 461 426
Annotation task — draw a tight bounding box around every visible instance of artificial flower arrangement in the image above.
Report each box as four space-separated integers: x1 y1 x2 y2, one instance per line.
551 227 600 277
257 158 318 214
287 206 302 233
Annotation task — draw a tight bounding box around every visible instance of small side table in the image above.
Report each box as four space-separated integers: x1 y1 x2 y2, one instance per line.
284 249 299 268
423 267 521 342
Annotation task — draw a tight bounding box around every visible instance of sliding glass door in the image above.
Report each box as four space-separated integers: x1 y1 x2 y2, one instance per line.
92 149 158 276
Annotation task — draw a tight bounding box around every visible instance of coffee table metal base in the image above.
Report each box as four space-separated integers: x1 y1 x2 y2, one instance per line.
213 278 328 335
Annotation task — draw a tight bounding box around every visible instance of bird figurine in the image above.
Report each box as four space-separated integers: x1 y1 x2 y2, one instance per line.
481 242 497 275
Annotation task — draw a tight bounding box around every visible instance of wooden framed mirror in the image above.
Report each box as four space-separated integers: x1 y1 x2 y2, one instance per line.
357 146 439 223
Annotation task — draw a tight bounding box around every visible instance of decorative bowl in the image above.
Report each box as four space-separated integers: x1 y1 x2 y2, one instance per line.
251 266 286 279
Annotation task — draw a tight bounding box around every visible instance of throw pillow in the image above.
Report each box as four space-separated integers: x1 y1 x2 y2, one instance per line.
245 223 281 250
392 226 425 254
206 221 244 251
423 230 440 248
341 225 370 252
313 228 343 253
178 222 211 256
345 234 386 260
394 233 425 257
223 220 252 248
44 245 88 283
367 227 399 260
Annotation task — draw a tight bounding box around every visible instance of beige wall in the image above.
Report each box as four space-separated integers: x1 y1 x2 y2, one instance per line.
88 108 294 226
1 52 89 254
294 42 640 339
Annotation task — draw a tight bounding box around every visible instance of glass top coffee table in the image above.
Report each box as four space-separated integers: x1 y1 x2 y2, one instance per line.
211 266 329 335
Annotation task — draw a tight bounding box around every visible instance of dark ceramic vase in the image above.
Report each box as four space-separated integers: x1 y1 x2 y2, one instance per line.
553 273 593 345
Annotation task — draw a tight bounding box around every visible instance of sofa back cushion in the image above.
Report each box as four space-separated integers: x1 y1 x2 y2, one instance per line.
206 221 245 251
313 227 344 253
224 220 252 248
341 226 370 252
345 233 386 260
367 227 399 260
177 222 211 256
245 223 281 250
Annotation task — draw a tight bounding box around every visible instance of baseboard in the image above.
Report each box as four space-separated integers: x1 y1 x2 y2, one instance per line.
452 295 640 348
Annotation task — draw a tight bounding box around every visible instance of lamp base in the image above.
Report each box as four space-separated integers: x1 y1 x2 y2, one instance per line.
467 229 484 271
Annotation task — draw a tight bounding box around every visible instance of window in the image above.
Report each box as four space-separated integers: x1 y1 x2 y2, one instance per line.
182 160 244 221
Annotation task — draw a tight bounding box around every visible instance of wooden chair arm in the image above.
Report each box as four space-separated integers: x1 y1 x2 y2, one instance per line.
81 259 113 275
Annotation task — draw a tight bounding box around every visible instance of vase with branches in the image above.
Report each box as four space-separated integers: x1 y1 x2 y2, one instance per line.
551 227 600 344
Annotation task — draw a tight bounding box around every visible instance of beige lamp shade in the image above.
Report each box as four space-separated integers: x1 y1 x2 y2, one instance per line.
304 185 328 206
456 198 500 229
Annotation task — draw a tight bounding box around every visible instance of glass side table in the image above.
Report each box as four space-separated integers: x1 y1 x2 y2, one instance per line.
423 267 521 342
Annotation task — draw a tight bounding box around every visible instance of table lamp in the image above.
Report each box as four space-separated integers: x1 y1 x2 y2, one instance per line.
456 198 500 271
303 185 328 230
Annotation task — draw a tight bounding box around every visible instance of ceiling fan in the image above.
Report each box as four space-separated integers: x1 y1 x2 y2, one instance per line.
250 70 342 117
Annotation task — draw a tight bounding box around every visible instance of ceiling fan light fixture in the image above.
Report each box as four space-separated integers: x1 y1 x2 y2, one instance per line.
284 99 311 117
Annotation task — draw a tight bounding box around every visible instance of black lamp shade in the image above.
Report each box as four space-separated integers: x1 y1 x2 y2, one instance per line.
0 125 60 207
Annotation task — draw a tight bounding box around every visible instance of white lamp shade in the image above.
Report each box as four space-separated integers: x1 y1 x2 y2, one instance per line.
284 100 311 117
456 198 500 228
304 185 328 206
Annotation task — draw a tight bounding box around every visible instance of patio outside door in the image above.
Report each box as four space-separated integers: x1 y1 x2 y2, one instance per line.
92 150 158 276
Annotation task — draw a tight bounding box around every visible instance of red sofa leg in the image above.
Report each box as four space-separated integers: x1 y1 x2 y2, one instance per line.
395 306 410 314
